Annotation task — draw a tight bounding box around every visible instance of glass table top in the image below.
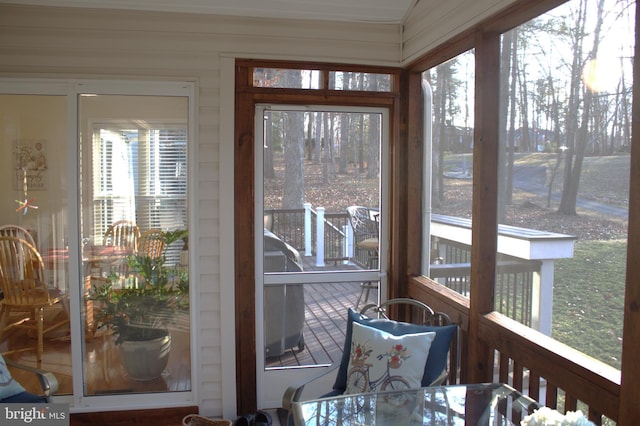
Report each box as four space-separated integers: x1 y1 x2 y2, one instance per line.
292 383 541 425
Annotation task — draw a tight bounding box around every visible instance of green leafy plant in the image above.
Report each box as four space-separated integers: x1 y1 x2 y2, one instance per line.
163 229 188 250
88 245 189 345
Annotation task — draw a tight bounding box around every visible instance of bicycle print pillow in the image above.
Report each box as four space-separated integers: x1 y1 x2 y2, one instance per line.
345 322 435 395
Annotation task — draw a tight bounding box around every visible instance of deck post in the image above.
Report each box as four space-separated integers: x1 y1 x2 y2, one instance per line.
342 224 351 264
315 207 325 267
532 259 554 336
304 202 312 256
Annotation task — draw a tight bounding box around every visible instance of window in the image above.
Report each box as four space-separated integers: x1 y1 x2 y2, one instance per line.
91 125 187 264
251 66 394 92
328 72 392 92
421 0 633 376
253 68 321 89
496 0 632 370
423 49 475 291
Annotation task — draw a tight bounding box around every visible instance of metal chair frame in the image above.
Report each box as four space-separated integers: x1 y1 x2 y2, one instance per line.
3 357 59 402
346 206 380 308
282 298 459 421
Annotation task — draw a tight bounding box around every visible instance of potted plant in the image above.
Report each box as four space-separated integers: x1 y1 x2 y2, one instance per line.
88 232 189 381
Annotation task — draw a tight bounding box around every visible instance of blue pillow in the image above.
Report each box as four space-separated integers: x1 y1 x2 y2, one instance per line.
332 308 457 393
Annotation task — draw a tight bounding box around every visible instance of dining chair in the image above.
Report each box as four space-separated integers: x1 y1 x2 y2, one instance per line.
138 229 166 259
282 298 459 422
0 224 37 248
346 206 379 308
102 220 140 281
0 236 69 362
103 220 140 250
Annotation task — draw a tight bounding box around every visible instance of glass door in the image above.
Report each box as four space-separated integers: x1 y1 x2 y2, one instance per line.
78 93 192 399
255 104 389 408
0 92 72 396
1 80 195 411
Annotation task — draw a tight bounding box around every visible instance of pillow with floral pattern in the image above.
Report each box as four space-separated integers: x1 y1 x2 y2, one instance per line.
345 322 435 394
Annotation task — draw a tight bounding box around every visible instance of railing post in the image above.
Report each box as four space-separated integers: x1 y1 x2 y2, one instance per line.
304 202 312 256
532 260 554 336
345 224 354 264
342 224 351 264
316 207 325 267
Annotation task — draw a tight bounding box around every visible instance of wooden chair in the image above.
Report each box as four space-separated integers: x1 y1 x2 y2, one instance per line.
0 225 36 248
102 220 140 280
103 220 140 250
138 229 166 259
0 236 69 362
346 206 380 308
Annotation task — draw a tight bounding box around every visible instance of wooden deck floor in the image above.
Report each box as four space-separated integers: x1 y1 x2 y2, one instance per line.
265 256 375 369
265 281 364 368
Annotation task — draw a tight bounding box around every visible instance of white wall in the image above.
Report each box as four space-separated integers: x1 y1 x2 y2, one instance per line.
0 3 402 418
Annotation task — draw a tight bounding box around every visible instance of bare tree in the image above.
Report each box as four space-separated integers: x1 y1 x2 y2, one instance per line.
339 111 352 175
313 112 322 164
282 72 305 209
366 74 381 180
499 27 518 221
264 111 275 179
431 66 447 206
559 0 605 215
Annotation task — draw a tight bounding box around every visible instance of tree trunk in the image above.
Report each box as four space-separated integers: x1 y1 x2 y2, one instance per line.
357 115 365 174
264 111 275 179
339 112 351 174
314 111 322 163
435 67 448 205
559 0 588 215
282 72 305 209
320 112 328 184
499 28 516 222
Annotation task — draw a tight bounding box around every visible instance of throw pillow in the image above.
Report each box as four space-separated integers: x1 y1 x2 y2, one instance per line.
0 355 26 400
344 322 435 394
332 308 458 394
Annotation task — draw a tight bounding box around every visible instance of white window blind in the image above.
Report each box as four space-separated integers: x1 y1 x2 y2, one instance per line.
92 125 187 259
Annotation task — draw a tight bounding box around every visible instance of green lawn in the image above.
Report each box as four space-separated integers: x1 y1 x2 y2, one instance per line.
552 239 627 369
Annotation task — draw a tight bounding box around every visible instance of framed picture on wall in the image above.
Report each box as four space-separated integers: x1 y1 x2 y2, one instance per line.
13 139 48 191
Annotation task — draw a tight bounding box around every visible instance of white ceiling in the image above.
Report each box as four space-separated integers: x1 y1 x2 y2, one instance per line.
0 0 417 23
